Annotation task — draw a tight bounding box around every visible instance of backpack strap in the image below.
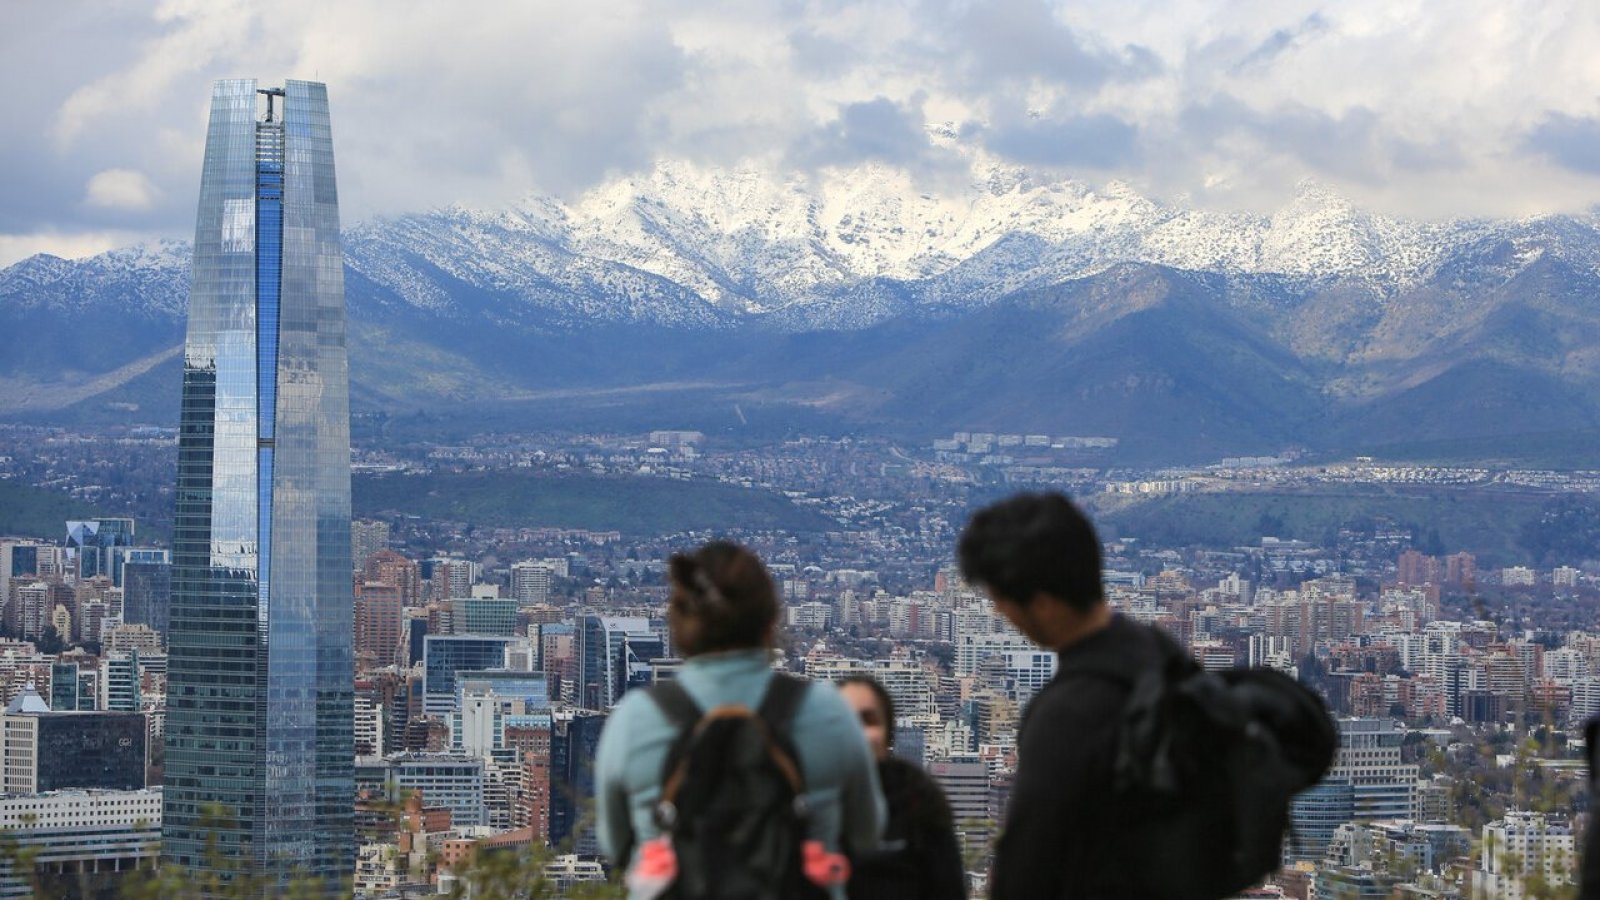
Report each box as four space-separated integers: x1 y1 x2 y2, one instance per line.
756 673 810 735
650 680 704 733
756 674 811 797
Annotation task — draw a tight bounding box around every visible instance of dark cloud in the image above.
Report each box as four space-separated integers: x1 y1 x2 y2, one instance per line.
1177 97 1461 184
1524 114 1600 176
1231 13 1328 74
792 96 941 170
942 0 1161 89
982 113 1139 169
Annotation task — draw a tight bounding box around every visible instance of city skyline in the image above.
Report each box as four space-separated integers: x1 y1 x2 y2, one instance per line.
161 78 354 892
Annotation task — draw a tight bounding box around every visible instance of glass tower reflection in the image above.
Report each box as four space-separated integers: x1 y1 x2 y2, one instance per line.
162 79 354 893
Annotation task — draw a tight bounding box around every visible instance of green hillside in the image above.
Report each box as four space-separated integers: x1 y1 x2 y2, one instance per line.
1094 487 1566 566
0 479 99 539
354 471 837 536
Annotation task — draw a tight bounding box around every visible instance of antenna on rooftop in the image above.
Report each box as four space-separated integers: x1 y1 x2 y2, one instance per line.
258 87 286 122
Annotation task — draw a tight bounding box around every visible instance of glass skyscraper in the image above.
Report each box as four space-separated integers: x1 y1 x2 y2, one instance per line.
162 79 354 892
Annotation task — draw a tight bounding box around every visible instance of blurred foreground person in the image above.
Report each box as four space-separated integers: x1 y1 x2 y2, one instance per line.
959 492 1334 900
838 675 967 900
1581 717 1600 899
596 540 884 900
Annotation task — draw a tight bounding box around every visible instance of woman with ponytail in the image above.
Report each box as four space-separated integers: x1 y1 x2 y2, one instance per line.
595 541 885 899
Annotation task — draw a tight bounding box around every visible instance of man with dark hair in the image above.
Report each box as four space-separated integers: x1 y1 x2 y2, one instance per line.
958 491 1170 898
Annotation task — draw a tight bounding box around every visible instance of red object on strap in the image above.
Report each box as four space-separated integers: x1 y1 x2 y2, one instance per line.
802 840 851 886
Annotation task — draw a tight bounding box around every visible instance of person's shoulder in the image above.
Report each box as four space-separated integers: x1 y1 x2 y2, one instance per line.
789 674 847 714
880 757 955 828
787 677 862 740
605 684 671 735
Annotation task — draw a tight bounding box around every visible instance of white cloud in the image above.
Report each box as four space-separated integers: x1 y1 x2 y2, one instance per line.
0 230 157 268
84 168 159 210
6 0 1600 263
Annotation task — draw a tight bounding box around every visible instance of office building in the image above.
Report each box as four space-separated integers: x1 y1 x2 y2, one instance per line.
0 789 163 900
162 79 354 890
355 581 404 671
456 596 519 636
120 557 171 639
355 753 486 828
1287 717 1418 861
930 757 992 856
66 519 136 582
549 711 607 854
49 661 92 712
576 616 665 711
0 686 146 793
423 635 530 715
100 653 141 713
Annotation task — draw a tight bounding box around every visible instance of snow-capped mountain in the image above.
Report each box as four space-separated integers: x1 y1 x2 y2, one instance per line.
4 158 1600 460
333 157 1596 330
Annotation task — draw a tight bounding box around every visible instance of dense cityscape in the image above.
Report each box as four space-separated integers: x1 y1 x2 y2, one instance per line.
1 413 1599 896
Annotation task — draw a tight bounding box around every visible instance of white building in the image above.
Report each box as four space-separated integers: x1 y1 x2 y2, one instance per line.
954 632 1035 677
0 788 162 899
1473 810 1575 900
1502 566 1537 587
788 602 832 632
356 754 487 828
804 657 936 719
510 561 555 605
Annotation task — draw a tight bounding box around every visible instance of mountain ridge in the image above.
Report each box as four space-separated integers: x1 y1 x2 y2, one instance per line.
4 161 1599 462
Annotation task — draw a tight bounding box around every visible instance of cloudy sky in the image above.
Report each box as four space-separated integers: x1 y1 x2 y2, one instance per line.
3 0 1599 266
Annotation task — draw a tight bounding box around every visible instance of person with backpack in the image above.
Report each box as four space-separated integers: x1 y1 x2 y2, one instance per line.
958 492 1335 900
595 541 885 899
837 674 967 900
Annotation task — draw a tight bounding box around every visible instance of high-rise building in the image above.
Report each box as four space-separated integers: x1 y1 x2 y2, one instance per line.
354 582 404 671
351 520 390 570
576 615 665 711
363 550 422 608
422 635 531 716
66 519 136 582
510 561 554 605
162 79 354 891
121 557 172 639
456 596 519 636
549 710 607 854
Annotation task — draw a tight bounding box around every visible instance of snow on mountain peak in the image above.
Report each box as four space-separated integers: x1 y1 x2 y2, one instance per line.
15 157 1598 332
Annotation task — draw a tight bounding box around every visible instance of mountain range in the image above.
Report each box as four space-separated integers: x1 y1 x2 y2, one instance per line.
3 156 1599 463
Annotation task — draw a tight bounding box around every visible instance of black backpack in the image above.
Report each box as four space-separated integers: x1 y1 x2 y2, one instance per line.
648 674 830 900
1062 627 1338 899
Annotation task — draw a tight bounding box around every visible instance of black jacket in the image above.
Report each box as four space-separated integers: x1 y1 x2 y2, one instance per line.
849 756 968 900
990 613 1172 900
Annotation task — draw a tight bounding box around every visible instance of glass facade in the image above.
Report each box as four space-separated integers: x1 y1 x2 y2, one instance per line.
422 635 523 715
577 615 662 711
121 559 171 638
36 713 147 792
162 79 353 894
